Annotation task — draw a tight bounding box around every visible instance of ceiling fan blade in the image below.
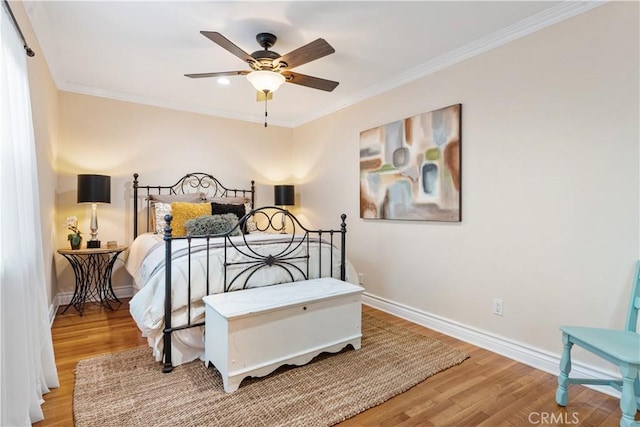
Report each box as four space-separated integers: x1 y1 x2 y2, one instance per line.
184 70 249 79
281 71 339 92
275 38 335 70
200 31 258 66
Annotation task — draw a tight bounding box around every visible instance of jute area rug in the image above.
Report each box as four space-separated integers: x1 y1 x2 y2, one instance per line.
74 312 468 427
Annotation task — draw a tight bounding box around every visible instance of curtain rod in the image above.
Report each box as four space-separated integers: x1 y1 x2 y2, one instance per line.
2 0 35 57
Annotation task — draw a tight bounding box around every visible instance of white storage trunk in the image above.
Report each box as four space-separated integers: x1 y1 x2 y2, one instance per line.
203 277 364 393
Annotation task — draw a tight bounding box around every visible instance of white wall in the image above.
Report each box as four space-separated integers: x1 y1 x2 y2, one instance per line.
13 1 59 306
55 92 293 293
292 2 639 372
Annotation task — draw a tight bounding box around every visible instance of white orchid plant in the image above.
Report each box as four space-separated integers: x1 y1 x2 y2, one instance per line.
65 215 82 246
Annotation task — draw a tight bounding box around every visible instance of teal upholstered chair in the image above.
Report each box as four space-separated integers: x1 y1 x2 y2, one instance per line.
556 261 640 427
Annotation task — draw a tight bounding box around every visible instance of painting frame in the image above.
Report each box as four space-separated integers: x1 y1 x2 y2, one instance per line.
359 104 462 222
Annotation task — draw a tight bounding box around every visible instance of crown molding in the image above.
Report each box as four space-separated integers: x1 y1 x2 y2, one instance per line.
290 1 607 127
58 82 291 128
26 1 607 129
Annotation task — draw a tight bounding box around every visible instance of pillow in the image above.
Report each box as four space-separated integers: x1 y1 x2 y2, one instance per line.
244 203 257 233
170 202 212 237
149 193 204 234
148 193 204 203
152 202 172 234
207 198 257 233
205 196 250 205
184 214 242 237
211 202 247 234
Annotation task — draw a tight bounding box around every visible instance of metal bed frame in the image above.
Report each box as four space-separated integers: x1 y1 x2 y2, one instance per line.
133 172 256 239
132 172 347 372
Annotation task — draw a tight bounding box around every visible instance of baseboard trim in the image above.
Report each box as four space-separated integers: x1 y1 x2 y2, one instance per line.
48 302 58 327
362 292 621 399
56 285 134 307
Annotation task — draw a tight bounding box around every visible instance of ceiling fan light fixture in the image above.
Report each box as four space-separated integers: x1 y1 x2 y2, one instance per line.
246 70 285 93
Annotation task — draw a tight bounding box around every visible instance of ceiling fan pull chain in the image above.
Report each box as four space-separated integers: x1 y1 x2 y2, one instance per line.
264 91 268 127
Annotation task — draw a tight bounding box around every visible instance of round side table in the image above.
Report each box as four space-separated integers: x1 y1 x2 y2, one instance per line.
57 245 128 315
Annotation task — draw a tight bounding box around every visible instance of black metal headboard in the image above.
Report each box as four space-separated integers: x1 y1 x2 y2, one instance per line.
132 172 255 238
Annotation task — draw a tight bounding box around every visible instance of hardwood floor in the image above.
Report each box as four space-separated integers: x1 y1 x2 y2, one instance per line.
35 300 633 426
36 300 147 426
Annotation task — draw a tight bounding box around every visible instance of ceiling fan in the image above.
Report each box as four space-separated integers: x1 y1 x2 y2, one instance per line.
185 31 339 96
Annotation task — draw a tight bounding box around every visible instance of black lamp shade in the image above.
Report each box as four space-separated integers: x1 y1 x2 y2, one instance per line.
274 185 295 206
77 174 111 204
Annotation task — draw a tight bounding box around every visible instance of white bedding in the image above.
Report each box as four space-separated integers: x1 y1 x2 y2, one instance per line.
126 232 358 365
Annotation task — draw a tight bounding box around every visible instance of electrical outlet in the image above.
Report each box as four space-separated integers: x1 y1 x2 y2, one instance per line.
358 273 365 285
493 298 503 316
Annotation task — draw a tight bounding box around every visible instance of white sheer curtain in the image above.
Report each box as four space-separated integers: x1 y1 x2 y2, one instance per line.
0 4 59 425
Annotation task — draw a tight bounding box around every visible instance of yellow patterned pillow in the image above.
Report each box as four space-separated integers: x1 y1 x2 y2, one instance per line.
169 202 211 237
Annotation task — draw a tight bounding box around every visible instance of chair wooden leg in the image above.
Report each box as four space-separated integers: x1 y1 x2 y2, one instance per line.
619 363 639 427
556 333 573 406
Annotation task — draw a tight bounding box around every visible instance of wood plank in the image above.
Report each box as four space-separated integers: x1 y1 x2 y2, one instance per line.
36 300 147 426
34 302 634 426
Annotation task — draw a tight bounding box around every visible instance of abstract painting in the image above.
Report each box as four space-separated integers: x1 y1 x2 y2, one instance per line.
360 104 461 221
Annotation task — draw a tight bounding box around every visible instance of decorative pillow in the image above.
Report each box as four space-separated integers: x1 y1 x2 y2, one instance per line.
148 193 204 203
149 193 204 234
244 202 258 232
205 196 250 205
184 214 242 237
170 202 212 237
211 202 247 233
206 198 257 233
152 202 172 234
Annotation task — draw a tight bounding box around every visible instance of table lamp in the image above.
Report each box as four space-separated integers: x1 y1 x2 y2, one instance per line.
77 174 111 248
274 184 295 233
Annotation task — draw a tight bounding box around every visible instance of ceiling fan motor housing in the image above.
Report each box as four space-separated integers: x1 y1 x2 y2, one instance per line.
251 33 286 71
250 50 283 70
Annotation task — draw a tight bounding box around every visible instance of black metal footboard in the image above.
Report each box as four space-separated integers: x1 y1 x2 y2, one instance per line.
160 207 347 373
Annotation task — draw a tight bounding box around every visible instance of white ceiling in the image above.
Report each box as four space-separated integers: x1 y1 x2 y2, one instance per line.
24 1 603 128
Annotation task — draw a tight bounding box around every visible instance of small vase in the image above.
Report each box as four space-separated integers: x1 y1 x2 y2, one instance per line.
70 235 82 250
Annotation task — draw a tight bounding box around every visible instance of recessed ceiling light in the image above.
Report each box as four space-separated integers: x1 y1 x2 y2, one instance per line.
217 78 231 85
